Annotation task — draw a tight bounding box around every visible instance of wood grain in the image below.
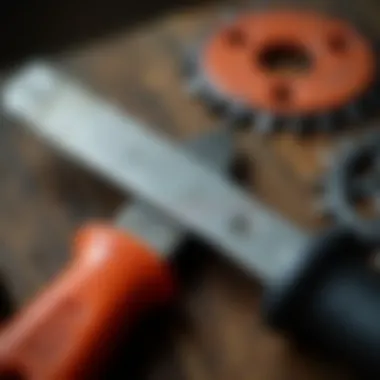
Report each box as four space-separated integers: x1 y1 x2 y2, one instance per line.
1 0 379 378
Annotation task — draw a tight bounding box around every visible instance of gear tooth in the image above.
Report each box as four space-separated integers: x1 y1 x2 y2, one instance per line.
289 117 302 133
313 174 327 193
344 102 364 124
317 147 335 168
223 108 239 124
275 116 286 131
218 7 239 23
197 85 218 104
366 85 380 109
335 106 347 130
188 82 224 116
330 111 342 131
255 112 276 134
228 103 252 126
181 47 198 75
289 116 310 135
228 101 244 118
332 107 342 129
318 112 336 133
367 91 379 110
360 89 375 112
207 97 227 115
306 117 318 134
246 111 256 130
181 59 193 78
339 137 356 152
313 198 333 218
186 75 207 97
242 111 255 127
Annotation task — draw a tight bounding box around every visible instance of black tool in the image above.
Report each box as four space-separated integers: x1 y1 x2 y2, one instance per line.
263 226 380 378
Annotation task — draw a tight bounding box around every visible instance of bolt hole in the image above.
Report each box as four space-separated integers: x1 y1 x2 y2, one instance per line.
327 33 348 54
272 84 292 105
225 28 246 47
258 42 312 75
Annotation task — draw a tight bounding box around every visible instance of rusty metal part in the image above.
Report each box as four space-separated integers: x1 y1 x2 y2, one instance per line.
184 9 379 133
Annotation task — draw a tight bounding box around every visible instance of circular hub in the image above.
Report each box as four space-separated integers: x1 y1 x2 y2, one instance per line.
202 10 376 116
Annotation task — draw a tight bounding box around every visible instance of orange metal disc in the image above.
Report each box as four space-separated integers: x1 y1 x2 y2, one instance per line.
201 10 376 116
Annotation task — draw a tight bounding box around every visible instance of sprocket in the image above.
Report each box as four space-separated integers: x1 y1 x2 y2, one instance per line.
183 8 380 134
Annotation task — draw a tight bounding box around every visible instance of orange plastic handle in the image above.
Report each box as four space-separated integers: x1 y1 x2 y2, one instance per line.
0 224 175 380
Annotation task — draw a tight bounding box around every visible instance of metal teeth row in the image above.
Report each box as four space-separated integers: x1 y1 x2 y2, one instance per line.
183 38 380 135
185 66 380 134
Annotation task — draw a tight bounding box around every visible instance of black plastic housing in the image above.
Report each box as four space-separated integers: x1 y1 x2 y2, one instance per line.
262 227 380 378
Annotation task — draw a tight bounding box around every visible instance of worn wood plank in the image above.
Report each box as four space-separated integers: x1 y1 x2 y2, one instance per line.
1 0 379 378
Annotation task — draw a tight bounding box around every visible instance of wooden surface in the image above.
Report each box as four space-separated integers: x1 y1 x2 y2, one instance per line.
1 0 380 378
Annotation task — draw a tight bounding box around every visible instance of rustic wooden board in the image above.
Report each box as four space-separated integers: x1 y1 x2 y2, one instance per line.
1 0 379 378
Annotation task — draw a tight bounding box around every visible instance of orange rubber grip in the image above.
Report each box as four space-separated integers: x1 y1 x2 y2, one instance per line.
0 224 175 380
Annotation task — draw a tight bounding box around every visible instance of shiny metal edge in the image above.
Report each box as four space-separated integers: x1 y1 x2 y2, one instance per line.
1 61 309 284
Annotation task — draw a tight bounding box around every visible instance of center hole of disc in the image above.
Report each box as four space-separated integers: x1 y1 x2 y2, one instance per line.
258 42 312 75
